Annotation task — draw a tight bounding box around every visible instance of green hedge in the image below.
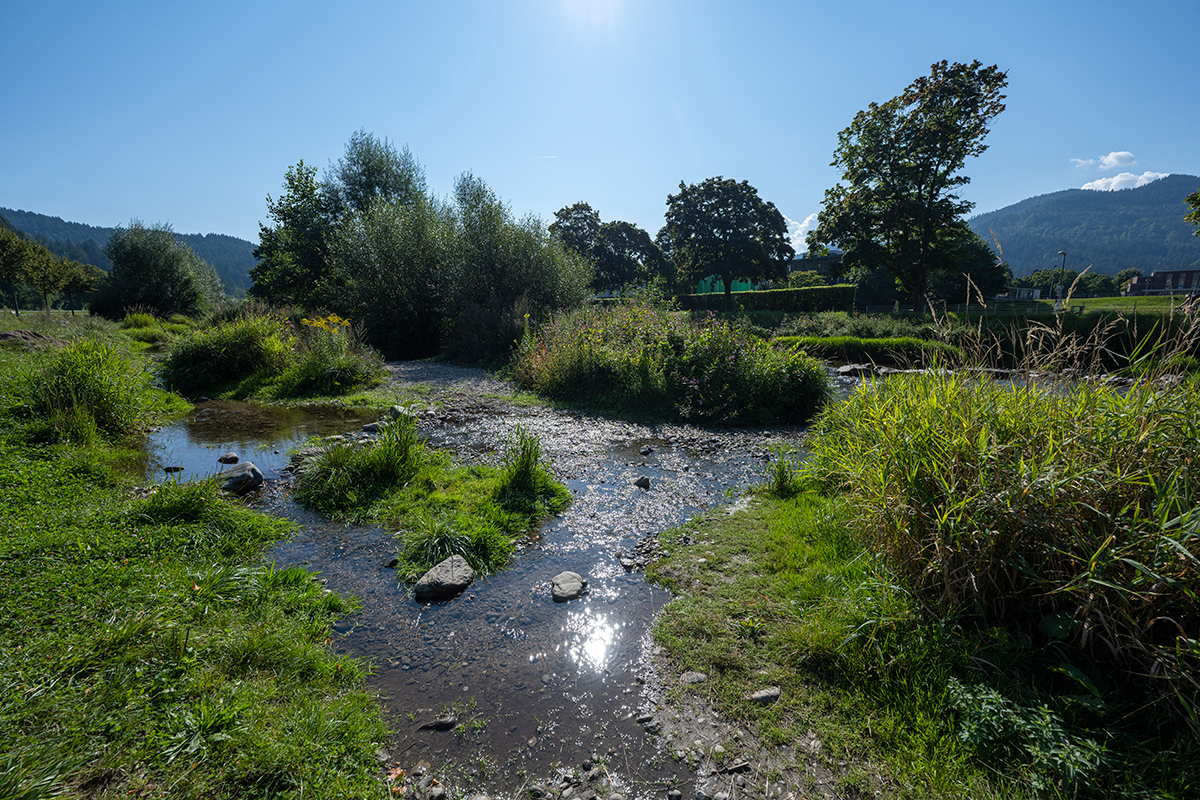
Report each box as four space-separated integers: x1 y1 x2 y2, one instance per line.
675 284 856 313
777 335 962 367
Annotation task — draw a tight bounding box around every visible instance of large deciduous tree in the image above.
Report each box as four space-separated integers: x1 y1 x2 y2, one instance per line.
324 130 427 219
807 60 1008 310
23 250 81 313
662 176 793 306
0 224 45 315
592 220 669 293
94 222 223 318
549 202 601 258
250 160 336 307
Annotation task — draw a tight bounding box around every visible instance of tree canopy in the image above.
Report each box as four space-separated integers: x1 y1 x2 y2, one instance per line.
324 130 427 219
662 176 793 304
0 224 49 315
1187 186 1200 236
250 160 336 307
549 202 601 258
808 60 1008 309
93 222 224 318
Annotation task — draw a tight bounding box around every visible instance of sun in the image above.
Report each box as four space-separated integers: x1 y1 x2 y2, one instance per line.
563 0 624 35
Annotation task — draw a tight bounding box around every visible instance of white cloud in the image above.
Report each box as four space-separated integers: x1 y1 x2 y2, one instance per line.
1098 150 1137 171
786 213 819 253
1081 171 1169 191
1070 158 1095 169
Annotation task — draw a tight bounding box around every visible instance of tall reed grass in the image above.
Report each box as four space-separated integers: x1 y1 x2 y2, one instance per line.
805 369 1200 724
513 302 830 424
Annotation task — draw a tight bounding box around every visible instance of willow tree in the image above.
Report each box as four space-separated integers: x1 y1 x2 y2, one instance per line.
808 60 1008 310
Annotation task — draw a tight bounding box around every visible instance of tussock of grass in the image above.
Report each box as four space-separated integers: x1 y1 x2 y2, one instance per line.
294 421 571 581
514 301 830 424
16 339 184 444
494 425 572 516
160 313 293 394
294 415 425 515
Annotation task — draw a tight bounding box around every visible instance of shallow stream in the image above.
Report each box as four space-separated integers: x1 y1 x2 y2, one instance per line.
146 396 811 798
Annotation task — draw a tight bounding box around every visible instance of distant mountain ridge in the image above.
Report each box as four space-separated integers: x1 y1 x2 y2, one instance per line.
0 207 256 295
967 174 1200 279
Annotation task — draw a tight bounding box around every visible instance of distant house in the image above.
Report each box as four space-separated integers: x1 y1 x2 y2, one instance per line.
696 275 756 294
1002 287 1042 301
1125 269 1200 296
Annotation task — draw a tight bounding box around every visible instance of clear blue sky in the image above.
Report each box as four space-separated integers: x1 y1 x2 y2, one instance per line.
3 0 1198 251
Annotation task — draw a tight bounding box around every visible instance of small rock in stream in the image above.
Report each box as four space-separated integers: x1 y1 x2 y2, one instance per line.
552 571 588 602
414 555 475 602
418 715 458 731
634 476 651 490
217 451 238 464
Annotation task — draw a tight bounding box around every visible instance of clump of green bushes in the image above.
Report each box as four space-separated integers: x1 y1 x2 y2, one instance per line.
159 311 383 397
804 370 1200 726
513 302 830 424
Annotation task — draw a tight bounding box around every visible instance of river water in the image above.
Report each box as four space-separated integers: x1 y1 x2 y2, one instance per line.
145 392 819 798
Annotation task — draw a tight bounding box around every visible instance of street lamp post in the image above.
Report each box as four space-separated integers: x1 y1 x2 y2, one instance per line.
1055 250 1067 312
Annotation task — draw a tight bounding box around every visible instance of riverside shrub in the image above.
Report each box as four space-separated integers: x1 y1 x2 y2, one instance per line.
160 313 291 393
514 302 830 424
804 370 1200 723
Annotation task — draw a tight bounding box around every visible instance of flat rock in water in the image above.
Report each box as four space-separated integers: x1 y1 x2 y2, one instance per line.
551 571 587 602
217 452 238 464
221 461 264 494
414 555 475 602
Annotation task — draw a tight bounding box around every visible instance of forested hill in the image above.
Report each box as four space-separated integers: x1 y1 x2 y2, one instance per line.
967 174 1200 279
0 207 255 295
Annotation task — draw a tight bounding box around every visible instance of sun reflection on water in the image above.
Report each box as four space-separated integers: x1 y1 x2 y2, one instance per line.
563 605 622 672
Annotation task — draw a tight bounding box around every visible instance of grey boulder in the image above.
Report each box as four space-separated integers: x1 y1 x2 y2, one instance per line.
415 555 475 602
551 571 587 602
221 461 264 494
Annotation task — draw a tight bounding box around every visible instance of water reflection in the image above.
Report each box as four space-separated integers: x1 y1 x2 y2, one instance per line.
563 607 620 672
143 401 375 481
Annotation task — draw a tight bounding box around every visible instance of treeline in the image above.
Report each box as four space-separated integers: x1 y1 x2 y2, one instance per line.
250 131 590 362
0 207 256 295
967 174 1200 279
